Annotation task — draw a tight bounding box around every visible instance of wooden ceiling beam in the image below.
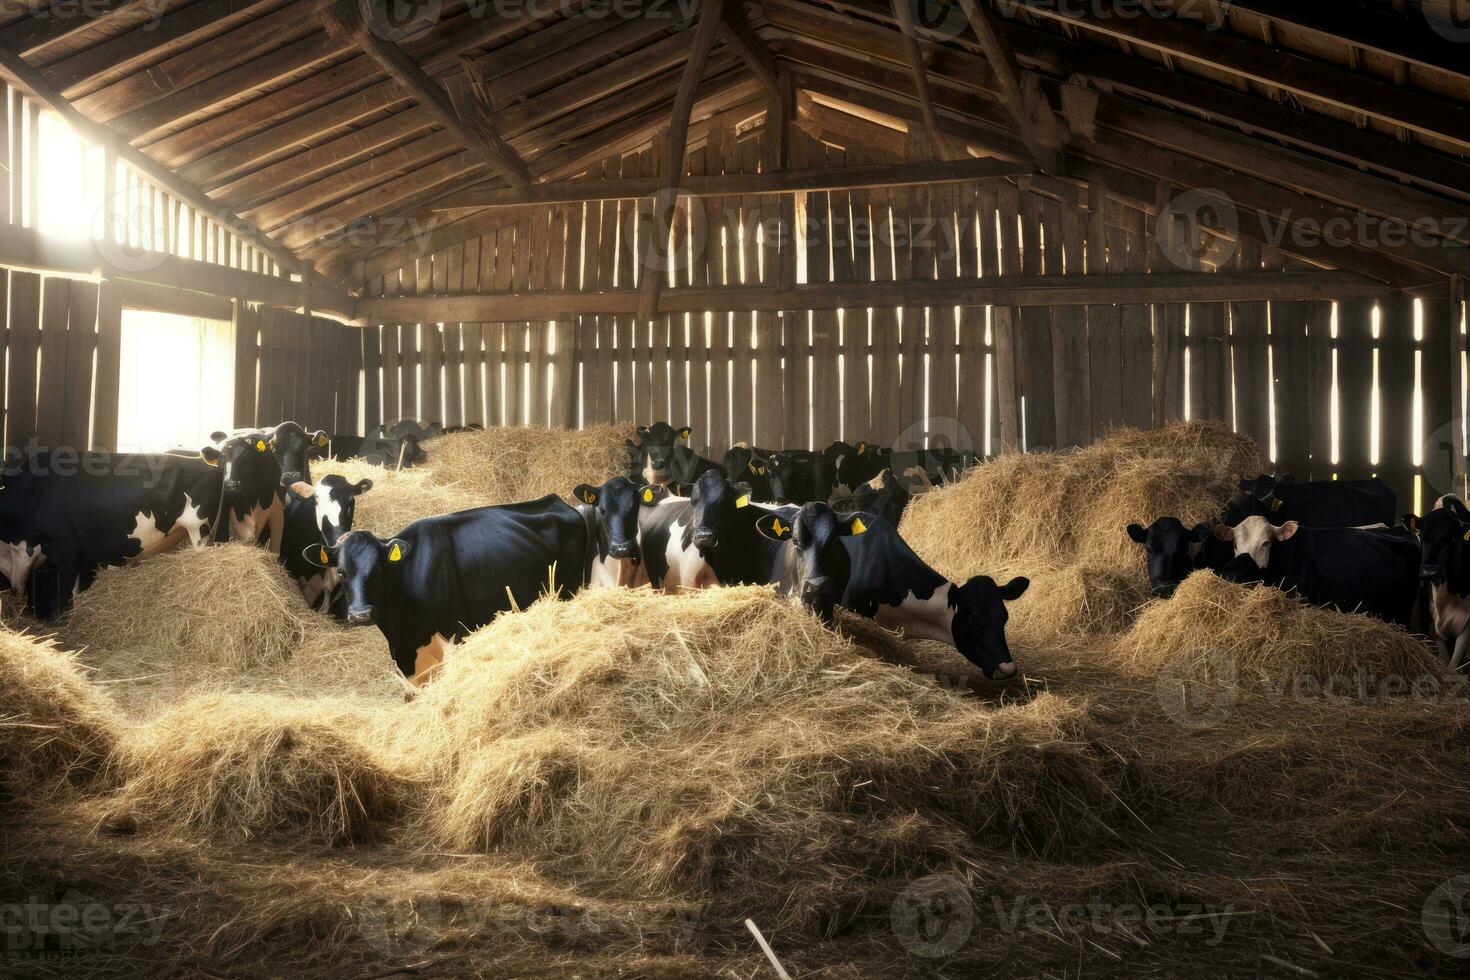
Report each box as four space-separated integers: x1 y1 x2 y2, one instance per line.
637 0 725 322
323 0 532 190
432 155 1032 209
0 38 307 275
957 0 1059 170
720 0 783 99
358 270 1395 323
0 0 140 63
1006 0 1470 151
891 0 962 160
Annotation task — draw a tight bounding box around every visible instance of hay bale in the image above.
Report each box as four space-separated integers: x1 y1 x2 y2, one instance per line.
318 423 634 536
900 421 1261 638
400 587 1145 936
1114 572 1437 690
104 694 416 846
0 629 120 801
1006 565 1145 647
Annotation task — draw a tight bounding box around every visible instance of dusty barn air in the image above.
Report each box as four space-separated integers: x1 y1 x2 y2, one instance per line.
2 1 1469 977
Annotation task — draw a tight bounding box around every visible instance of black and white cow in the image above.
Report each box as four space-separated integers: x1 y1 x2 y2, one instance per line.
303 495 589 684
753 502 863 623
572 476 668 588
210 421 328 489
847 468 910 526
1127 517 1228 598
209 431 287 554
1408 496 1470 669
0 450 225 618
281 476 373 610
763 450 835 505
824 440 891 498
686 471 1028 679
722 444 776 501
627 422 691 486
1226 475 1396 528
1214 516 1420 626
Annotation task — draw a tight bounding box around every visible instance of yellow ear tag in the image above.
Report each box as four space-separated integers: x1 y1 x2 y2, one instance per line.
582 490 596 504
642 487 655 504
255 439 267 452
735 494 750 508
857 442 867 455
851 516 868 535
1270 498 1284 512
1462 529 1469 542
319 547 330 565
388 544 403 562
772 518 787 537
680 429 691 441
316 434 329 447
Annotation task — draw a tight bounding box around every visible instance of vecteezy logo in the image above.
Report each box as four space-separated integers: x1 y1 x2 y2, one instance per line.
1424 876 1470 957
354 894 447 956
1425 1 1470 42
624 188 707 278
1156 645 1239 731
95 188 170 274
900 0 971 43
1158 188 1239 271
890 874 975 958
359 0 444 43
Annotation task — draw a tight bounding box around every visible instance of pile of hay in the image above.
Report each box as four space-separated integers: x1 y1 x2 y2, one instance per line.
398 587 1147 936
62 544 399 713
1114 572 1437 692
103 694 415 846
901 421 1262 644
317 423 634 535
0 629 120 802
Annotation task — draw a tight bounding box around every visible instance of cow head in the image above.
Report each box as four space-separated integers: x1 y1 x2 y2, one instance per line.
763 453 801 503
304 531 410 626
574 477 667 560
634 422 691 485
723 444 773 500
202 432 280 502
850 468 909 527
951 575 1029 680
314 475 373 547
688 469 752 551
1214 515 1299 569
756 502 864 623
265 421 329 486
1417 506 1468 579
1127 517 1213 598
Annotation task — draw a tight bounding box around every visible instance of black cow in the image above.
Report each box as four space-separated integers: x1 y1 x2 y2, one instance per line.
1226 475 1395 528
281 476 373 611
1406 497 1470 669
211 421 328 488
824 440 891 495
764 450 835 504
304 495 589 684
626 438 720 491
722 444 776 501
687 471 1028 679
754 502 862 623
209 431 286 553
1127 517 1220 598
0 450 224 619
1214 516 1420 626
628 422 691 485
847 468 910 526
572 476 668 588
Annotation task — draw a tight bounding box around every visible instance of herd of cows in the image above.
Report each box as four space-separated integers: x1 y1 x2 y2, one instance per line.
1 419 1468 689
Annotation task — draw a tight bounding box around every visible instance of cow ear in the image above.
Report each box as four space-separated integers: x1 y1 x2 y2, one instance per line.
1404 514 1420 533
1237 478 1252 492
210 431 229 445
997 576 1030 601
353 479 374 496
756 513 793 541
678 426 692 442
385 539 411 562
1277 520 1300 540
573 483 600 505
640 484 667 506
840 513 870 536
734 481 753 508
312 430 329 449
1126 523 1148 544
1214 524 1236 542
302 544 335 568
1191 523 1214 543
200 446 222 465
636 425 651 439
856 441 868 455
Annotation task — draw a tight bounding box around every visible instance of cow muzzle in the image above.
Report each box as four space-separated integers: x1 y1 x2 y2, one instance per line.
280 471 303 486
989 661 1018 680
692 529 718 549
802 576 839 598
347 607 375 626
609 540 639 560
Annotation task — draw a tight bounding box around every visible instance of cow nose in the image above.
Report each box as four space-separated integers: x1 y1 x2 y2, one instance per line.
693 530 718 548
347 608 374 626
803 576 835 596
280 471 302 485
990 661 1018 680
610 540 638 559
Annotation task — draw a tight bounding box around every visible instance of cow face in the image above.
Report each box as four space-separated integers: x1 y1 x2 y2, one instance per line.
757 502 864 622
952 576 1029 680
202 432 280 500
763 453 800 503
304 531 410 626
1215 515 1299 569
850 469 909 527
574 477 667 559
634 423 691 485
268 421 329 486
723 445 773 499
1127 517 1213 598
1419 507 1468 579
688 470 752 550
314 475 373 547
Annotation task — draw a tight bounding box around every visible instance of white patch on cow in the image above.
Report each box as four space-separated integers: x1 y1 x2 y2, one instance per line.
662 516 716 592
129 511 168 555
1221 515 1292 569
176 494 210 548
0 541 46 593
409 633 453 687
315 483 345 538
642 455 669 486
874 584 958 645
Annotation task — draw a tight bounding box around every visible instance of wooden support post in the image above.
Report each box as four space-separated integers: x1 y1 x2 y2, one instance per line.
892 0 962 161
957 0 1061 171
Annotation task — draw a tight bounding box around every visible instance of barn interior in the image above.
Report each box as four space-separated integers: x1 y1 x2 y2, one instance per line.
2 1 1470 977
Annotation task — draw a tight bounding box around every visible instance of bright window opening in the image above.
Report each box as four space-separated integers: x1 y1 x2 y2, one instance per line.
116 310 235 452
